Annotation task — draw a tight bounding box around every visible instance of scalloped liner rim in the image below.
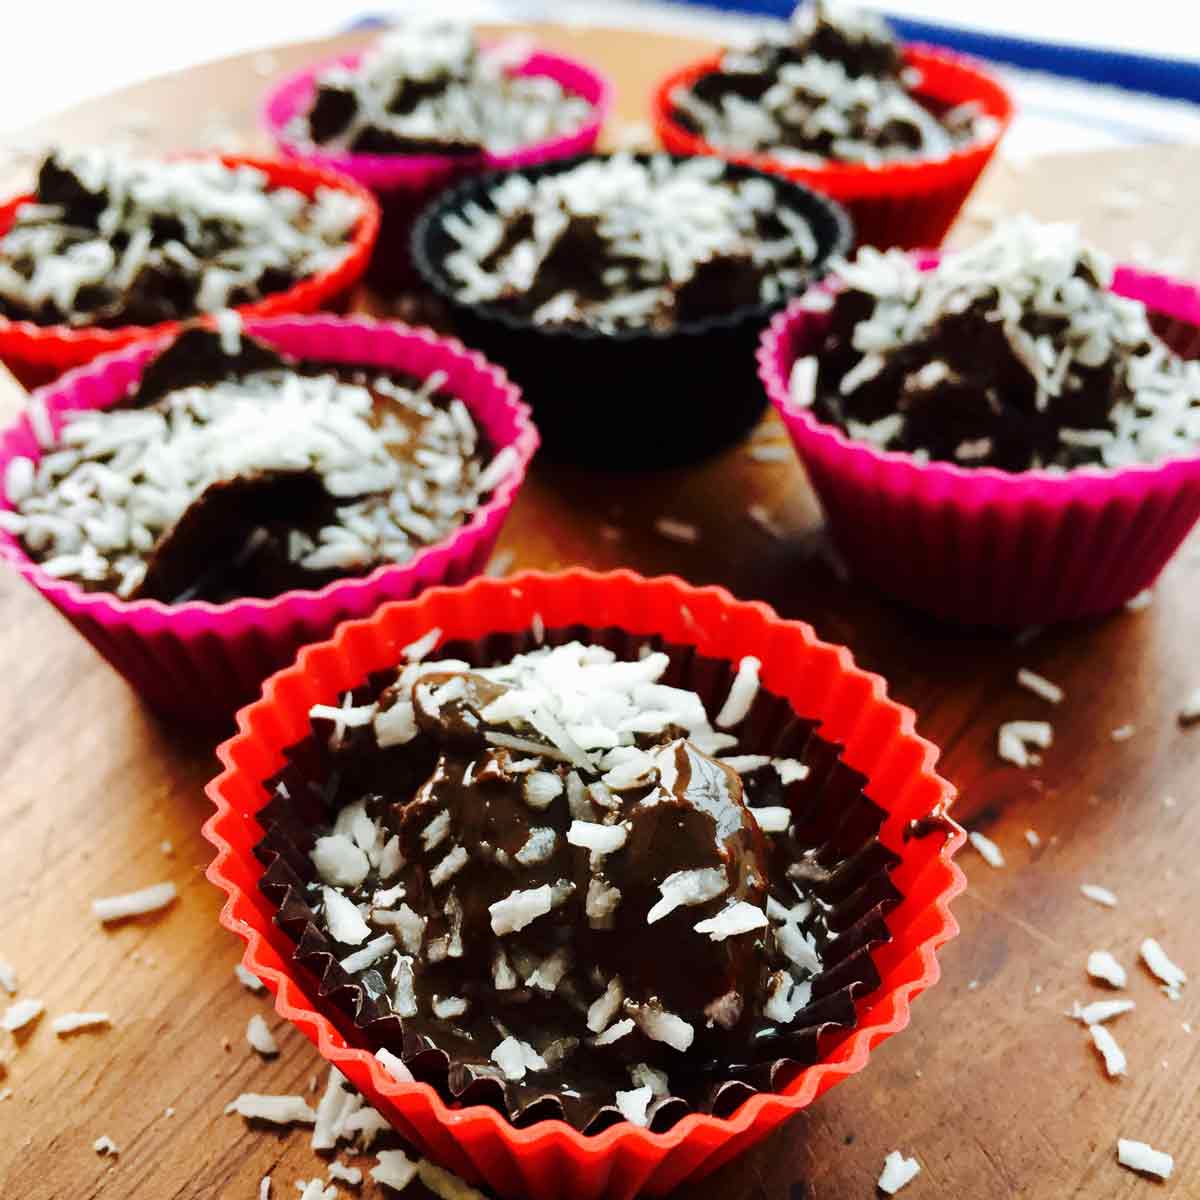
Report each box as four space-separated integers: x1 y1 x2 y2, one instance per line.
0 314 538 624
203 568 964 1156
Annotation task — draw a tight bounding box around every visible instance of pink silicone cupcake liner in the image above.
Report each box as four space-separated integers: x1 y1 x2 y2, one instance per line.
758 259 1200 627
0 315 538 721
262 47 612 287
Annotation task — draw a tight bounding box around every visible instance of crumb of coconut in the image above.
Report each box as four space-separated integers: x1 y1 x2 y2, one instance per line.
1110 724 1135 742
258 1177 271 1200
93 1135 119 1157
235 964 265 993
0 1088 11 1102
1125 588 1153 611
878 1150 921 1194
653 516 700 545
417 1158 490 1198
968 831 1005 868
164 1107 175 1118
1179 686 1200 726
1024 829 1041 848
160 839 174 856
51 1012 111 1036
1087 951 1127 989
1141 938 1187 999
401 627 442 663
997 720 1052 767
1090 1024 1127 1077
296 1180 336 1200
746 442 792 463
224 1093 317 1125
327 1162 362 1185
1017 668 1064 704
246 1014 278 1057
1072 999 1136 1026
91 881 177 923
371 1149 419 1191
1080 884 1118 908
0 960 17 994
1 998 43 1032
1117 1139 1173 1179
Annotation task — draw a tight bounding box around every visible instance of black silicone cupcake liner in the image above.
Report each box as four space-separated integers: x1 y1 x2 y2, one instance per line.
249 623 902 1134
410 154 854 469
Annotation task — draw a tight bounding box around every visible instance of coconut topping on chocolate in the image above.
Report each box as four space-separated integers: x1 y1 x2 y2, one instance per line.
296 19 592 157
669 1 990 166
0 322 511 601
0 150 363 328
264 637 899 1126
791 216 1200 470
440 154 821 332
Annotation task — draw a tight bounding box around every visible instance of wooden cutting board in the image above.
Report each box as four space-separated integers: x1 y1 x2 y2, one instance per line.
0 24 1197 1200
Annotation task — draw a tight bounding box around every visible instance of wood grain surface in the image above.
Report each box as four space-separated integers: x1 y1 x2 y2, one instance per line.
1 23 1199 1200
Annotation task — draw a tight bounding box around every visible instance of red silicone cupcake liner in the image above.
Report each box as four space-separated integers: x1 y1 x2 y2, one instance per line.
758 259 1200 627
203 569 963 1200
653 45 1012 251
261 47 612 290
0 155 381 386
0 316 537 721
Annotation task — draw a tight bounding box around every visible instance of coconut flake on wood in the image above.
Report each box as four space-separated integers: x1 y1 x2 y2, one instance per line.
1141 938 1187 999
417 1157 490 1199
1090 1024 1128 1077
225 1093 317 1125
0 960 16 994
371 1149 419 1192
1179 686 1200 726
1017 668 1064 703
1081 883 1118 908
246 1014 279 1057
878 1151 921 1195
1117 1139 1173 1179
93 1135 119 1157
997 720 1052 767
968 831 1005 868
1072 999 1135 1026
1087 951 1127 989
51 1011 111 1035
327 1162 363 1186
91 881 177 923
1 998 43 1032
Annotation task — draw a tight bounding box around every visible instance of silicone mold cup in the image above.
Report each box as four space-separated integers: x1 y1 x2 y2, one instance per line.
0 316 538 720
261 46 612 289
203 570 963 1200
758 259 1200 627
0 155 380 385
410 153 854 468
653 45 1013 251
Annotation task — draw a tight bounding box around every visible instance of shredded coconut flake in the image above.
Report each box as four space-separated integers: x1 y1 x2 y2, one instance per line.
615 1085 653 1126
968 831 1005 868
1090 1023 1127 1077
402 627 443 662
0 959 16 994
997 720 1053 767
1081 883 1118 908
91 881 177 923
375 1047 414 1084
1016 668 1064 704
1087 951 1127 989
246 1014 279 1057
1141 938 1187 998
489 884 554 936
225 1093 317 1125
1073 999 1136 1026
51 1011 111 1035
1117 1139 1174 1179
93 1135 119 1157
878 1151 921 1195
1179 686 1200 726
716 656 761 728
1 998 43 1032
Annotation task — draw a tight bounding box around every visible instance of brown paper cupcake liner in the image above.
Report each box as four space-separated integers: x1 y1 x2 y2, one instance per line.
250 623 905 1133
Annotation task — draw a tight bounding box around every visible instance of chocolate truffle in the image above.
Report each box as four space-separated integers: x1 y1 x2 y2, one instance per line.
792 216 1200 471
670 0 992 167
0 151 363 328
294 19 593 158
1 319 513 601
